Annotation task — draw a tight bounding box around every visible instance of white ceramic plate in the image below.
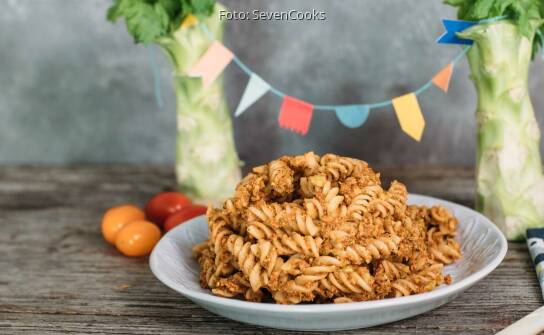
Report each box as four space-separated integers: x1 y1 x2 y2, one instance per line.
150 194 507 331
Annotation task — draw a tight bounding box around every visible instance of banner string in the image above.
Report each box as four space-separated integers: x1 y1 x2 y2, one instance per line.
147 45 164 108
147 15 510 114
199 15 506 112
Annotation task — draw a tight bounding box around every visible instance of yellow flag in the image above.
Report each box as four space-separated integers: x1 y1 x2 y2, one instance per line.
181 14 199 29
392 93 425 141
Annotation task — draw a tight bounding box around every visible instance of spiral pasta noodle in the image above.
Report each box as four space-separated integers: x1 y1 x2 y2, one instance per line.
193 152 462 304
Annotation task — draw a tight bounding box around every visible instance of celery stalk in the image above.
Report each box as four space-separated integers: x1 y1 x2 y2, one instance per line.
158 4 241 204
458 21 544 240
108 1 241 204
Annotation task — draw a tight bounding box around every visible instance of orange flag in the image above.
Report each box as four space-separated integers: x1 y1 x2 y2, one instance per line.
188 42 233 89
392 93 425 141
432 63 454 92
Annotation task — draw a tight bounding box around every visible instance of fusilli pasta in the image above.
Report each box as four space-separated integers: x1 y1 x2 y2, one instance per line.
193 152 462 304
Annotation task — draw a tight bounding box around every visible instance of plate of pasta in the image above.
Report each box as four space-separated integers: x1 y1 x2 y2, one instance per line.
150 153 507 331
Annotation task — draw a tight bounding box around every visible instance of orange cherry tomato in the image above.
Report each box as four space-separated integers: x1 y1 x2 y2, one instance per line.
101 204 145 244
144 192 192 227
164 205 207 232
115 220 161 257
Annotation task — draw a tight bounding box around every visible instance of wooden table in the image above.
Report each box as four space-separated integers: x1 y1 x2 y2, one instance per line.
1 166 542 334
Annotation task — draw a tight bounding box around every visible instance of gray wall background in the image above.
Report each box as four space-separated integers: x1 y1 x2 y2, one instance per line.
1 0 543 168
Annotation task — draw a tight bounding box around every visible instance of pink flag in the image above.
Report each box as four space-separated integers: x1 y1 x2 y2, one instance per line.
278 96 314 135
188 41 233 89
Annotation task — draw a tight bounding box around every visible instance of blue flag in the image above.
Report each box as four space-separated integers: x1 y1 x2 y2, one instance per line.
335 105 370 129
437 19 476 45
235 74 270 116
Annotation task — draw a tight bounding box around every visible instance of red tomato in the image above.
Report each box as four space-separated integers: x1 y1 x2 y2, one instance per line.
144 192 191 227
164 205 207 232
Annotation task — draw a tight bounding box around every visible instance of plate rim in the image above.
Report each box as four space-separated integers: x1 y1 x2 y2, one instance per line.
150 193 508 313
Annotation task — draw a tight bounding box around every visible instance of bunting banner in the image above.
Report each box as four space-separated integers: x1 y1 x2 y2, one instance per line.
165 15 510 140
335 105 370 129
188 41 233 89
278 96 314 135
235 74 270 116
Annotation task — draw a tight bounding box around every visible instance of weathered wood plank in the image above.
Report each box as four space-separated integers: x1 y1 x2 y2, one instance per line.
0 165 476 208
0 165 540 335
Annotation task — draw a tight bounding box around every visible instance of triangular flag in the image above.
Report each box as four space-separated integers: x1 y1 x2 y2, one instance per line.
278 96 314 135
392 93 425 141
436 19 476 45
432 63 454 92
188 41 233 89
235 74 270 116
335 105 370 128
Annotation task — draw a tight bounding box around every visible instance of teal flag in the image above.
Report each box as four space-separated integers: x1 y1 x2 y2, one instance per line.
335 105 370 128
235 74 270 116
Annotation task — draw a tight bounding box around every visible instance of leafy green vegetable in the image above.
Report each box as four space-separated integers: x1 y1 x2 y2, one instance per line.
444 0 544 55
446 0 544 240
181 0 215 19
107 1 242 203
107 0 216 43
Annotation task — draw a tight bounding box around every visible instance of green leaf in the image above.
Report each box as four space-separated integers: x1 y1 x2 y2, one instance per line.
124 2 170 43
106 0 217 43
107 0 138 22
106 3 120 22
472 0 495 18
445 0 544 56
181 0 215 19
158 0 181 18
